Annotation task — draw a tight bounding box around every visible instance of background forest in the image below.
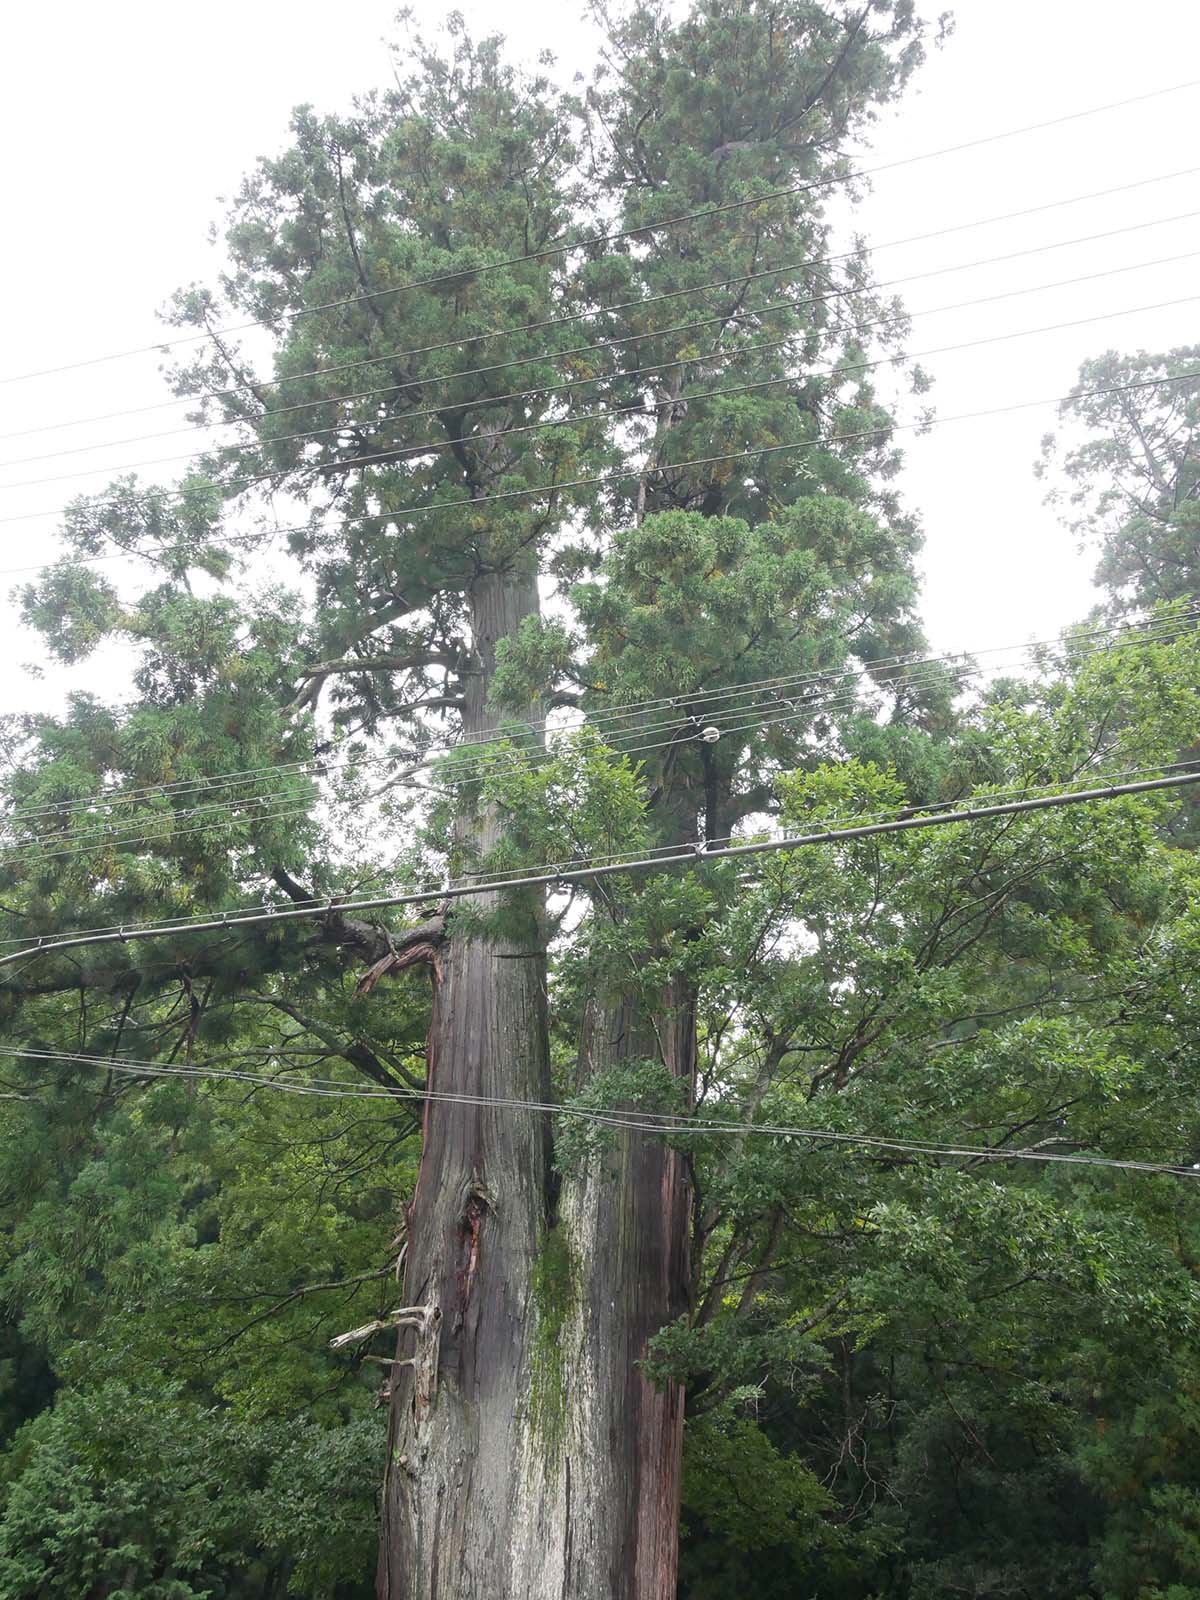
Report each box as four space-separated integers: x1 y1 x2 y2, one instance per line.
1 3 1200 1596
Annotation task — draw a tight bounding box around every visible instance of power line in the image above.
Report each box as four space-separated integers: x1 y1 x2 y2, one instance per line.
0 1043 1191 1180
4 604 1195 843
4 695 1189 871
3 276 1195 577
3 753 1194 953
2 361 1198 534
0 682 1173 868
10 169 1200 470
5 77 1196 389
2 766 1196 970
5 608 1195 847
6 214 1199 507
9 268 1200 501
418 605 1200 749
369 756 1200 886
4 249 1196 537
8 162 1198 452
389 621 1200 796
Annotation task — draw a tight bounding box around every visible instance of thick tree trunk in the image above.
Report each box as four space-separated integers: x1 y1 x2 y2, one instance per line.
377 569 695 1599
553 988 695 1599
377 565 559 1598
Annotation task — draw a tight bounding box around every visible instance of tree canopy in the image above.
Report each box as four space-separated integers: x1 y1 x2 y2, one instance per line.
2 6 1199 1598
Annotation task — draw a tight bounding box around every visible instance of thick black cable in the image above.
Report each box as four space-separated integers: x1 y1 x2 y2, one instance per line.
5 746 1196 949
1 767 1197 970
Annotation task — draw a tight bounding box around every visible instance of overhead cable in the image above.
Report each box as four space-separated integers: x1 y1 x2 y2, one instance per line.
8 274 1200 498
2 766 1197 970
2 362 1198 533
6 162 1199 450
4 281 1196 483
3 755 1194 951
3 607 1194 849
6 218 1199 506
4 606 1195 838
5 77 1196 388
0 1043 1193 1180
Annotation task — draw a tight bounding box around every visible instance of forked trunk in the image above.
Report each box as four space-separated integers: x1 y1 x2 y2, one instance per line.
377 569 694 1598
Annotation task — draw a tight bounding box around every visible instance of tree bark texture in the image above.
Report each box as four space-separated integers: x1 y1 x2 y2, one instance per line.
378 565 559 1598
377 568 694 1599
553 988 695 1599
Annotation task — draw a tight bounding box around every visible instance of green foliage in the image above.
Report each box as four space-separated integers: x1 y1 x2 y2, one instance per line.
1041 347 1200 613
0 1384 378 1598
2 1 1198 1595
555 1059 683 1172
528 1226 577 1461
473 728 652 876
680 1412 845 1599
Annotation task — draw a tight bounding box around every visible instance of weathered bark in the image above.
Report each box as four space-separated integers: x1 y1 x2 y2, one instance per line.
541 780 711 1596
378 564 560 1598
553 987 695 1599
376 562 697 1598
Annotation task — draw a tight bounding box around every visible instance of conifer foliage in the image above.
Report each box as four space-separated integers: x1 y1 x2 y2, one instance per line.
3 7 1200 1599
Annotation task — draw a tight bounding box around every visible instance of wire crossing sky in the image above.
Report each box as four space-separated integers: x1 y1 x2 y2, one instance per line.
3 18 1200 1589
2 363 1196 536
3 75 1195 388
1 605 1194 857
4 252 1198 497
4 161 1196 458
2 0 1198 708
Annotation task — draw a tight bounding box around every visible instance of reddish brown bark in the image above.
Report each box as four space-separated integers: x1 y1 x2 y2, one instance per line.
376 568 695 1599
377 565 556 1598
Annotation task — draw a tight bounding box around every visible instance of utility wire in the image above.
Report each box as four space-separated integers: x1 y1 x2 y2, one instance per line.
0 285 1189 505
2 767 1196 970
3 360 1198 533
3 754 1194 951
365 756 1200 892
4 609 1195 854
10 179 1200 459
9 206 1200 483
6 686 1191 869
4 254 1196 556
4 611 1196 896
5 605 1195 837
5 76 1196 389
6 269 1198 580
9 272 1200 499
0 683 1159 866
6 216 1199 507
7 161 1197 456
4 605 1192 872
349 618 1200 799
0 1042 1192 1179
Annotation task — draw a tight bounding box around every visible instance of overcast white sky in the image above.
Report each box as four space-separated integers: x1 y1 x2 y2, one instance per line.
1 0 1198 713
